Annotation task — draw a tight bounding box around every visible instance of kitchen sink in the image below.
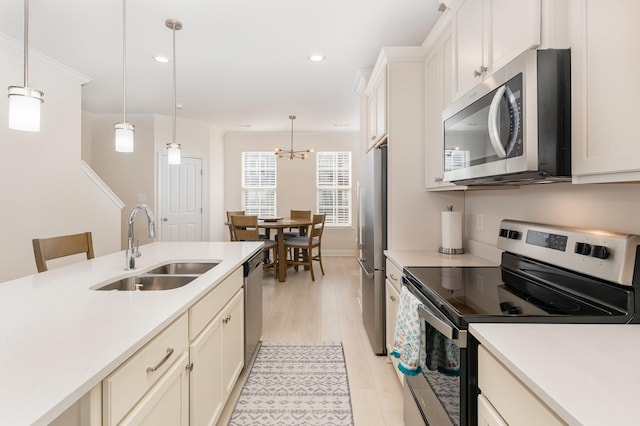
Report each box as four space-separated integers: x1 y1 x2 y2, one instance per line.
146 262 219 275
93 275 197 291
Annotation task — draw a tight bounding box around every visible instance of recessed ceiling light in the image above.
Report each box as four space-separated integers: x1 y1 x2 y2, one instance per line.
153 55 171 63
176 103 184 110
233 124 252 128
333 123 351 127
308 53 325 62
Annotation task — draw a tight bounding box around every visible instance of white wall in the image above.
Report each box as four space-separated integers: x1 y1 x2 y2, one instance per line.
464 182 640 262
224 131 360 255
0 35 121 282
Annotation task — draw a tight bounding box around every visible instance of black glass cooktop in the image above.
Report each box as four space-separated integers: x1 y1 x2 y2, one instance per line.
404 260 633 327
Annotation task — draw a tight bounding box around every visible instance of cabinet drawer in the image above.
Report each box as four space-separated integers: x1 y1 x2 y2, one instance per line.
103 313 189 426
189 267 242 340
478 345 566 426
385 259 402 292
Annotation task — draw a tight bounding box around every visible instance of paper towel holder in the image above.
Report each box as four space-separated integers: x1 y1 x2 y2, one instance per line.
439 205 465 255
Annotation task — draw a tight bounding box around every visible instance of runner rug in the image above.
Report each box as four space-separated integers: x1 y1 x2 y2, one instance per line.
229 342 354 425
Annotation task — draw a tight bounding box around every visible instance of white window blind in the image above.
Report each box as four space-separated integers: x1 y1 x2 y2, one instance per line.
242 152 276 216
317 151 352 226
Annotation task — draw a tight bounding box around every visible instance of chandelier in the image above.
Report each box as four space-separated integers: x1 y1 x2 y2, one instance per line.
274 115 313 160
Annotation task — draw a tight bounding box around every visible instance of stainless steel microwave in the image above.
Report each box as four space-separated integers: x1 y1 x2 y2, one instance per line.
442 49 571 185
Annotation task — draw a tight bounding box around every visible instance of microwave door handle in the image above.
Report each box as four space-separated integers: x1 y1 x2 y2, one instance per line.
504 86 520 157
418 304 467 348
488 85 508 158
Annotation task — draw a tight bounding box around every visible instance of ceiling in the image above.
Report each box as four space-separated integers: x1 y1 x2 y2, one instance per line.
0 0 442 133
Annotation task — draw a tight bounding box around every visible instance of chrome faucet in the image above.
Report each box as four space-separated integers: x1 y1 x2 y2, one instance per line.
126 204 156 270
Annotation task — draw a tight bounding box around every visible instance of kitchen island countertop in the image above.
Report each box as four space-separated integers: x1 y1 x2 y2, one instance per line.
0 241 262 426
470 323 640 425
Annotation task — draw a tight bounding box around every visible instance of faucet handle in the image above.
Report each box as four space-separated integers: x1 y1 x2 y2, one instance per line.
133 240 141 258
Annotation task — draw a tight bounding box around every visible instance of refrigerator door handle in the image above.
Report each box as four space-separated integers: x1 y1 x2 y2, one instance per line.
357 258 375 279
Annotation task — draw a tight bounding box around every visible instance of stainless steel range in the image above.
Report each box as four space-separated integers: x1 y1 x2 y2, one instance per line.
402 220 640 426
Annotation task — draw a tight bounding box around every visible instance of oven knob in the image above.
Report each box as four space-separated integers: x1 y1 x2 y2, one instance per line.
591 245 610 259
507 230 520 240
574 242 592 256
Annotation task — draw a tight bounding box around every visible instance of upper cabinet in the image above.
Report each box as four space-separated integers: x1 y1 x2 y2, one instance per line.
570 0 640 183
452 0 541 100
424 11 464 190
366 67 387 150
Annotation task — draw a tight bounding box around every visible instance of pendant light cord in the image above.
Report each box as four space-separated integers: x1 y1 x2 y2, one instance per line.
122 0 127 123
23 0 29 88
172 24 177 144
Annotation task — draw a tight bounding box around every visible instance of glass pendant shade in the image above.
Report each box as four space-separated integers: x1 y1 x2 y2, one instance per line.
114 122 135 152
167 143 181 165
8 86 43 132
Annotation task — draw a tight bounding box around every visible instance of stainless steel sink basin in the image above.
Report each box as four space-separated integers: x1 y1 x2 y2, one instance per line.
94 275 197 291
145 262 219 275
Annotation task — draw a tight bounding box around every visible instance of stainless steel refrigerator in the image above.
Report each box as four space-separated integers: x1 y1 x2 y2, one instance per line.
358 144 387 355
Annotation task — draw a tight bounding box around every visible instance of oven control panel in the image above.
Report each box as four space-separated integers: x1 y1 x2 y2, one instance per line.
497 220 640 286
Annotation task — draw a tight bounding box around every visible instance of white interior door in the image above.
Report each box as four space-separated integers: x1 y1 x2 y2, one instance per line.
159 155 203 241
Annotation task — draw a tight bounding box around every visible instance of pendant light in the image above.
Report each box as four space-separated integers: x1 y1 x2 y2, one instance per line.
274 115 313 160
165 19 182 165
8 0 44 132
114 0 134 152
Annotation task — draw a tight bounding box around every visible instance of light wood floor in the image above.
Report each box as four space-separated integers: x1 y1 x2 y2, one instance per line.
217 256 404 426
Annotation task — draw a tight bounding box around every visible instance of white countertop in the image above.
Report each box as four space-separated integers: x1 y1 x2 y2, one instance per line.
0 241 262 426
470 323 640 425
384 249 497 268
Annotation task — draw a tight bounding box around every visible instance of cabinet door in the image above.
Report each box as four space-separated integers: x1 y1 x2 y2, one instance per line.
477 394 508 426
367 93 377 149
190 309 224 426
385 280 403 384
375 68 387 142
119 351 190 426
221 289 245 397
489 0 540 70
454 0 485 98
571 0 640 183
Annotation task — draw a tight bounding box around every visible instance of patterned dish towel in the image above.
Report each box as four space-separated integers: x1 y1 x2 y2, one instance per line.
390 286 426 376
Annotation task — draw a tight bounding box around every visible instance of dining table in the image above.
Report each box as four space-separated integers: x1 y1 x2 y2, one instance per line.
257 217 312 282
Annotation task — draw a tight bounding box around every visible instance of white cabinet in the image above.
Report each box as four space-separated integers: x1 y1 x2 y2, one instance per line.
477 345 566 426
385 259 403 384
103 313 190 426
189 267 244 426
190 288 244 426
424 12 464 191
570 0 640 183
102 266 245 426
120 351 190 426
366 67 387 149
452 0 541 99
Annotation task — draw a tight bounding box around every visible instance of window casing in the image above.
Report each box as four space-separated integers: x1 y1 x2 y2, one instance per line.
317 151 352 227
242 152 276 216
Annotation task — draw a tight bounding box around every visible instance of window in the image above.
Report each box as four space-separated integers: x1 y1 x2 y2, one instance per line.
317 151 352 226
242 152 276 216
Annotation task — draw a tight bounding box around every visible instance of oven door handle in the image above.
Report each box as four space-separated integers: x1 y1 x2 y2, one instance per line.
418 304 467 349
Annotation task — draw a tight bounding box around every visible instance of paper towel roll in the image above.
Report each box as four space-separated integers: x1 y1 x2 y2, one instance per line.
441 210 463 251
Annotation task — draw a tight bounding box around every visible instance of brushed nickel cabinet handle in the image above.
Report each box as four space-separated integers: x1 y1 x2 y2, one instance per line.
147 348 174 373
390 295 397 302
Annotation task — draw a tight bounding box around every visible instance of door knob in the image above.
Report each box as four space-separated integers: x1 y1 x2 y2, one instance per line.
162 217 169 222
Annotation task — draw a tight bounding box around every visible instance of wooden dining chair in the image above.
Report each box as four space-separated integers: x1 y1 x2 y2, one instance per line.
32 232 95 273
284 214 326 281
283 210 312 239
226 210 245 241
230 215 277 277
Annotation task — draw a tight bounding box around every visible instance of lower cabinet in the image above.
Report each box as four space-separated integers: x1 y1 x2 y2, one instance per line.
100 266 245 426
477 345 566 426
190 288 244 426
385 258 403 384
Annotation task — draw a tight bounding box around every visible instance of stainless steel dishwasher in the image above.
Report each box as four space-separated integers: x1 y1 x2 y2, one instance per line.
243 250 263 367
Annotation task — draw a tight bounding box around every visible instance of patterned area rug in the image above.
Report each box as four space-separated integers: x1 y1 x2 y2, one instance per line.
229 342 354 425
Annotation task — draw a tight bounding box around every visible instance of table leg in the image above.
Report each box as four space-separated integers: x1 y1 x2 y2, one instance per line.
276 228 286 282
